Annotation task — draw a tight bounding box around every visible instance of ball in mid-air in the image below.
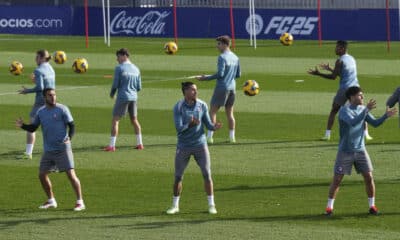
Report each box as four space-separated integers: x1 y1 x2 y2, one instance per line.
53 51 67 64
164 41 178 55
243 80 260 96
280 32 294 46
72 58 88 73
9 61 24 75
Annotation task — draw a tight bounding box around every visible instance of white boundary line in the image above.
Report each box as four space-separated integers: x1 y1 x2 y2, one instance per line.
0 86 92 96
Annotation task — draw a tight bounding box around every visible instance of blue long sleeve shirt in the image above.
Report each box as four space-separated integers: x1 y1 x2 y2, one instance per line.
24 62 55 105
204 50 240 91
110 61 141 102
338 105 388 152
173 99 216 148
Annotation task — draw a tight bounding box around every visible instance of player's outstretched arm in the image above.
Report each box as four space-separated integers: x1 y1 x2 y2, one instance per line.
386 87 400 108
16 117 39 132
366 106 397 128
308 60 341 80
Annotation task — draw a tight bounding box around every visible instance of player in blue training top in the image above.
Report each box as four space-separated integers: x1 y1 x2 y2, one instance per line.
166 82 222 215
16 88 85 211
324 86 396 216
197 35 241 144
104 48 143 152
308 40 373 141
17 50 56 160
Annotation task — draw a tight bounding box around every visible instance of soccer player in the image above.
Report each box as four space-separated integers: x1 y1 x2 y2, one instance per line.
386 87 400 127
196 35 240 144
308 40 373 141
104 48 143 152
166 82 222 215
324 86 396 216
15 88 85 211
17 50 55 159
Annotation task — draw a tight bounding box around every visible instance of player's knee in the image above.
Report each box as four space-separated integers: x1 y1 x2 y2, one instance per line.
202 171 212 182
175 175 183 183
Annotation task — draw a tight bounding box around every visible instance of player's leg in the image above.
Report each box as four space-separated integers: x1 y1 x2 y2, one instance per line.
66 169 85 211
105 101 126 151
193 145 217 214
167 148 191 214
128 101 143 149
225 90 236 143
325 174 344 215
355 151 378 214
364 123 373 141
323 102 341 140
38 152 57 209
208 89 226 144
207 105 219 144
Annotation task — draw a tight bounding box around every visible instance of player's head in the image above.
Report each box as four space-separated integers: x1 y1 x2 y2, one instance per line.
36 50 51 65
43 88 57 106
116 48 130 63
181 82 197 100
335 40 348 55
216 35 231 52
346 86 364 105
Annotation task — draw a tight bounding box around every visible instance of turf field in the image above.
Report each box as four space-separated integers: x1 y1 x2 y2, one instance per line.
1 35 400 239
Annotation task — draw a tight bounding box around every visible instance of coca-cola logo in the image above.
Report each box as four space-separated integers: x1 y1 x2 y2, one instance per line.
110 10 170 35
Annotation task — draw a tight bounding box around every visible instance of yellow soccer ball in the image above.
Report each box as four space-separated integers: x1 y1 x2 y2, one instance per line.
280 32 294 46
53 51 67 64
164 41 178 55
9 61 24 75
243 80 260 96
72 58 88 73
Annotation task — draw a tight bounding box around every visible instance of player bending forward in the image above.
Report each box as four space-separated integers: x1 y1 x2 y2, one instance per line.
325 86 396 216
166 82 222 215
16 88 85 211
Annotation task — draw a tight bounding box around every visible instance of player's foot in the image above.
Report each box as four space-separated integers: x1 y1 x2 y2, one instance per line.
73 203 86 211
16 153 32 160
208 205 217 214
229 138 236 144
365 134 373 141
321 135 331 141
166 206 179 215
135 144 144 150
38 200 58 209
324 207 333 216
103 146 116 152
207 137 214 144
369 206 379 215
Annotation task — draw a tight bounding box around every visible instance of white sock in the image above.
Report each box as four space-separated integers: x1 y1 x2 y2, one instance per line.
207 130 214 139
76 199 84 205
229 129 235 139
327 198 335 209
172 196 180 208
48 198 56 204
207 195 215 206
368 197 375 207
109 136 116 147
26 144 34 155
136 134 143 145
364 130 370 136
325 130 331 137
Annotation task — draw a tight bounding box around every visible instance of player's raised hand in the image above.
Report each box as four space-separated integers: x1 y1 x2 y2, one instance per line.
18 86 27 94
307 66 320 75
196 75 207 81
385 106 397 117
319 63 332 71
15 117 24 128
214 122 222 130
366 99 377 110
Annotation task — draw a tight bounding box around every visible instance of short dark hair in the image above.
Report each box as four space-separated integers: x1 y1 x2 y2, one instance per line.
37 49 51 62
181 81 194 94
42 88 55 96
116 48 130 57
336 40 348 50
216 35 231 46
345 86 362 100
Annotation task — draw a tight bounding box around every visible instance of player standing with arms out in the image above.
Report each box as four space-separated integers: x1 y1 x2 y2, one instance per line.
308 40 373 141
16 88 85 211
324 87 396 216
17 50 55 159
196 35 240 144
166 82 222 215
104 48 143 152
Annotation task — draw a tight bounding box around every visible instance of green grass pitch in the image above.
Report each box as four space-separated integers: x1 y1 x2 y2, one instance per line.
1 35 400 239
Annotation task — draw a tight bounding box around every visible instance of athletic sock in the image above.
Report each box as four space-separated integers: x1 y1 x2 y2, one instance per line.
207 195 215 206
327 198 335 209
136 134 143 145
368 197 375 208
76 199 84 205
364 130 370 136
229 129 235 140
109 136 116 147
207 130 214 139
48 198 56 204
172 196 180 208
325 130 331 137
26 144 33 155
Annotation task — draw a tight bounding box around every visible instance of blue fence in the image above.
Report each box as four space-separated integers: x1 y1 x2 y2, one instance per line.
0 6 398 41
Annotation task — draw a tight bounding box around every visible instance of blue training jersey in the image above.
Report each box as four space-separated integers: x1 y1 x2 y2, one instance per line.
25 62 56 105
173 98 215 148
338 105 388 152
338 54 359 90
110 61 141 102
33 103 74 152
204 50 241 91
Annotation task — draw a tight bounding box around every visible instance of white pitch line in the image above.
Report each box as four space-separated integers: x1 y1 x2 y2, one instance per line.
145 75 211 83
0 86 92 96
